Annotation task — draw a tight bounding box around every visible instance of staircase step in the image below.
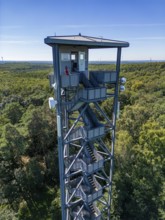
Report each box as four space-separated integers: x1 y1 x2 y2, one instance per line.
87 176 97 189
86 146 97 162
89 203 95 214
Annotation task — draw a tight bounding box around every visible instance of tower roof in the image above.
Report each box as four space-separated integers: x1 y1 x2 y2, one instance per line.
44 34 129 48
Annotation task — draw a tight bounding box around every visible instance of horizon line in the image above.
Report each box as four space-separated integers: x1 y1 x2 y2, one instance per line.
1 59 165 63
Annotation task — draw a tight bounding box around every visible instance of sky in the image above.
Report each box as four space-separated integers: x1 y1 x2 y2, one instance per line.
0 0 165 61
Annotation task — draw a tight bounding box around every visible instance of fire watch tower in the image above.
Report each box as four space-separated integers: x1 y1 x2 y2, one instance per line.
44 34 129 220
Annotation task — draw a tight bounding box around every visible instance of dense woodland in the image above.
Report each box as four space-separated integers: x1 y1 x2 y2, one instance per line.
0 62 165 220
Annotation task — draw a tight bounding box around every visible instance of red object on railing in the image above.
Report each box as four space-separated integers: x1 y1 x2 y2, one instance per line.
65 66 69 75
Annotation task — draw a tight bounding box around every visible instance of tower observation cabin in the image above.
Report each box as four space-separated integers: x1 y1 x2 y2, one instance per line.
44 34 129 220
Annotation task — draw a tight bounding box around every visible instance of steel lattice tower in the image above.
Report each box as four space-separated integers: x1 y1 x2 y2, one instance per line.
45 35 129 220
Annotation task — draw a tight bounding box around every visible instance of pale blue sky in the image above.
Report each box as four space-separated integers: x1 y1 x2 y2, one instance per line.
0 0 165 61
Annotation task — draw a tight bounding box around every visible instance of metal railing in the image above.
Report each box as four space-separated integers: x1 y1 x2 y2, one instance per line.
61 73 80 88
90 71 117 84
66 87 106 112
72 203 101 220
68 126 105 142
68 152 104 174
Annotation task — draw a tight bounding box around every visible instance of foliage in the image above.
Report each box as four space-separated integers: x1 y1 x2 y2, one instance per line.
0 63 58 219
0 62 165 219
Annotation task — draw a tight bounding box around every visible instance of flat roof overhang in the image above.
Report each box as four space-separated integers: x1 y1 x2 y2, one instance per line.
44 35 129 48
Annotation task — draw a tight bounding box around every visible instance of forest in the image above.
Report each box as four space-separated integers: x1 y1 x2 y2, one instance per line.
0 62 165 220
